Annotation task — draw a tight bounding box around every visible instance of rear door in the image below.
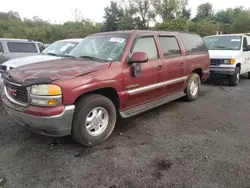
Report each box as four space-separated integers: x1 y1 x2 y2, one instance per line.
158 35 186 94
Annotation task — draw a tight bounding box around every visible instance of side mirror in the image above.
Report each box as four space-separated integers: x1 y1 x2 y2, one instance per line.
128 52 148 64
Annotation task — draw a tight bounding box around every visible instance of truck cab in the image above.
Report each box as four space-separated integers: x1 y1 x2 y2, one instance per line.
203 34 250 86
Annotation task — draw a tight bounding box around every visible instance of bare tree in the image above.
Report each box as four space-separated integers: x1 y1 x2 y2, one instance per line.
72 8 84 22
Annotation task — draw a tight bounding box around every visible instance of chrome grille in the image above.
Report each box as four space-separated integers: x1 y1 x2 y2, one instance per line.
4 81 28 103
210 59 223 66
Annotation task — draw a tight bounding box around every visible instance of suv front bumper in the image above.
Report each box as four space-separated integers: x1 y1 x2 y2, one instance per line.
210 66 236 75
2 94 75 137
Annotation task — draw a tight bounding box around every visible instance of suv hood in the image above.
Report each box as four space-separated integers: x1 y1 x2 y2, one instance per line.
208 50 241 59
7 58 110 85
2 54 62 68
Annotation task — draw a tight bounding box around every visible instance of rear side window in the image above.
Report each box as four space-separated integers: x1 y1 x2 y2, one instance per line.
179 33 208 54
0 42 3 53
7 42 38 53
159 36 181 58
132 37 158 60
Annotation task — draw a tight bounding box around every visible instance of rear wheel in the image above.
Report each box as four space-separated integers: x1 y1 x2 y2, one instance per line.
184 73 201 102
72 94 117 147
229 67 240 86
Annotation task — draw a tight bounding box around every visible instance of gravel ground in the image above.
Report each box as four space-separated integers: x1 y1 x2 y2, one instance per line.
1 76 250 188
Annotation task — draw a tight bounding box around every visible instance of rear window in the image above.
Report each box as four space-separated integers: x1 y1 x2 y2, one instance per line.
0 42 3 53
179 33 208 54
7 42 38 53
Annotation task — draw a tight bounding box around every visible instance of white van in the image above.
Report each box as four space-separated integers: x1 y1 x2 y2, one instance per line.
203 34 250 86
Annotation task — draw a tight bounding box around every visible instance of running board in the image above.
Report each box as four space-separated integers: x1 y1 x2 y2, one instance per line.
120 92 186 118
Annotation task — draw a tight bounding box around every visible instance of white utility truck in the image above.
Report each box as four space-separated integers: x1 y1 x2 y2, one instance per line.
203 34 250 86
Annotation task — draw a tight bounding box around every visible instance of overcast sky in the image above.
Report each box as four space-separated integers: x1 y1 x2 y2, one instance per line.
1 0 250 23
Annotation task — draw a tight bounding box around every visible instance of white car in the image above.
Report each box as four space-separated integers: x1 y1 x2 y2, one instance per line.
0 38 83 88
203 34 250 86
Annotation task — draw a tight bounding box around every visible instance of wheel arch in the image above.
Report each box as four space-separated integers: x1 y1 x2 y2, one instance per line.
236 63 241 69
74 87 120 111
191 68 202 80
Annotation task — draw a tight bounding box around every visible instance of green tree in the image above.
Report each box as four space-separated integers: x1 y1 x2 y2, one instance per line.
177 0 191 19
102 1 124 31
231 10 250 33
195 3 213 20
153 0 178 21
155 18 188 30
188 19 217 36
131 0 156 29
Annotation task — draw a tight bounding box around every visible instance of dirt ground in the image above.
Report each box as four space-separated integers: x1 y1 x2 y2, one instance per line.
1 76 250 188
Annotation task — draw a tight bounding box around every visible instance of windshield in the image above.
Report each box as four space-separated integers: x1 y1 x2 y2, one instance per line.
69 34 129 61
203 36 242 50
42 41 78 55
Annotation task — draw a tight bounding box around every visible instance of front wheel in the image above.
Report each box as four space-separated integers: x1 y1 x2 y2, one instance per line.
184 73 201 102
72 94 117 147
229 67 240 86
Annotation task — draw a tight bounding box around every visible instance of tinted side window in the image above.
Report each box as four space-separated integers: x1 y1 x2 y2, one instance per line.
243 37 248 50
133 37 158 60
0 42 3 53
159 36 181 58
7 42 38 53
179 33 208 54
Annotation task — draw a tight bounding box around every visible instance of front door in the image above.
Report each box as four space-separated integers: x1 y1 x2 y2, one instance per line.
123 35 164 108
158 35 185 94
242 37 250 73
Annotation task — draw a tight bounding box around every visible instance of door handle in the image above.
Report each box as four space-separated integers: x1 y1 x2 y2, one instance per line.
157 65 163 71
180 62 184 67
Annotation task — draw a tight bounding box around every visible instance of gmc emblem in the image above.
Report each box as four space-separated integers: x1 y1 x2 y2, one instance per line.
8 88 17 97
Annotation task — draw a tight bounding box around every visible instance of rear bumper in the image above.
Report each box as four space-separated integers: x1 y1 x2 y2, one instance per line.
2 93 75 137
210 66 236 75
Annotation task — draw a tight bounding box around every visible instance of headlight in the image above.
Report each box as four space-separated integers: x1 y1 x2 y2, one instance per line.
223 58 235 65
30 84 62 106
223 59 231 64
31 84 62 96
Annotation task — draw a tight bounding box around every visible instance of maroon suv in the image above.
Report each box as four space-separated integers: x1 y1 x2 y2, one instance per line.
2 30 210 146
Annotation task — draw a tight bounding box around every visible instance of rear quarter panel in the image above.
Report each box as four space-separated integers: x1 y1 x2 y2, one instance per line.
185 53 210 79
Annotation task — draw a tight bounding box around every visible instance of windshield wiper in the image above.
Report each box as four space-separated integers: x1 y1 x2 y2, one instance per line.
78 55 105 61
214 45 235 50
59 54 75 58
43 53 75 58
44 52 58 56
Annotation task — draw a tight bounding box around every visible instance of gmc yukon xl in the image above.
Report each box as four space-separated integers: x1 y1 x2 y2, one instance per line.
2 31 210 146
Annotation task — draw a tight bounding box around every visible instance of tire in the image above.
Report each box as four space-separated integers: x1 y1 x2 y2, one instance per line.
248 72 250 79
184 73 201 102
72 94 117 147
229 67 240 86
